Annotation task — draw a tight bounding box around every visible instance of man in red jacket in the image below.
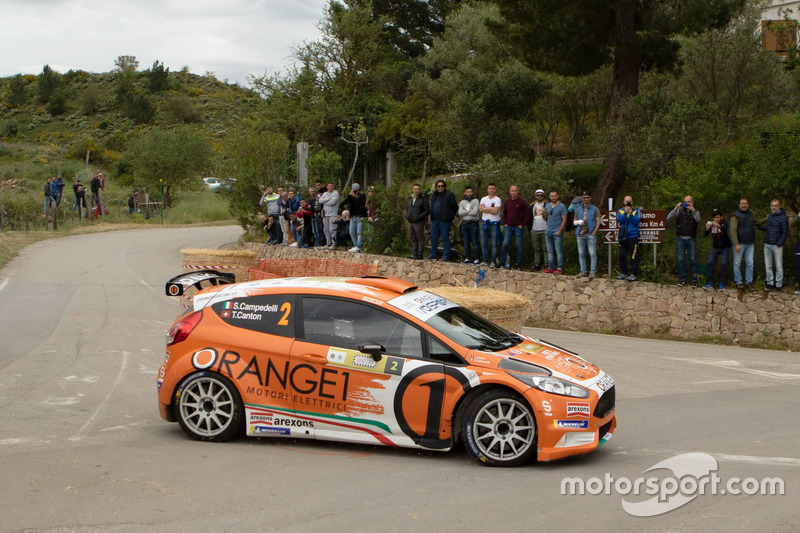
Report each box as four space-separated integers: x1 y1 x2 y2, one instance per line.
500 185 531 270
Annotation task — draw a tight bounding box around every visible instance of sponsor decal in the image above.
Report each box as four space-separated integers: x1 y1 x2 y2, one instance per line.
469 355 492 365
596 374 615 392
217 300 280 321
192 349 351 405
555 419 589 429
272 417 314 428
566 402 591 418
353 354 378 369
326 347 405 376
393 365 473 449
252 426 291 436
542 400 553 416
565 357 588 370
386 291 459 322
211 295 294 335
540 349 561 360
192 348 218 370
361 296 384 306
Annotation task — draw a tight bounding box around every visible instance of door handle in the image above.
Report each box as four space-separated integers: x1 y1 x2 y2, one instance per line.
300 353 328 365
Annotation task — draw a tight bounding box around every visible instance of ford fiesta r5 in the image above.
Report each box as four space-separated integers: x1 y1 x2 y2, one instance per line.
158 272 616 467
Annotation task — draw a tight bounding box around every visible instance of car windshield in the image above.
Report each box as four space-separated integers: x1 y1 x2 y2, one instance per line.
427 306 521 352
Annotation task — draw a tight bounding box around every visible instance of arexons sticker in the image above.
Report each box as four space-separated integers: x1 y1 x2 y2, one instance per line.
566 402 591 418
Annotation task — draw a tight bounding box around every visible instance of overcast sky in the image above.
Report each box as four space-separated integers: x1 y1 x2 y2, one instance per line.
0 0 329 86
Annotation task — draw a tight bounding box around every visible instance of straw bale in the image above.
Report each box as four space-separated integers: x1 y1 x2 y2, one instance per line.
425 286 531 332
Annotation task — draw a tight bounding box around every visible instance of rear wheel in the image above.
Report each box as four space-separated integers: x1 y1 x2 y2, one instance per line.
174 372 243 441
461 389 537 467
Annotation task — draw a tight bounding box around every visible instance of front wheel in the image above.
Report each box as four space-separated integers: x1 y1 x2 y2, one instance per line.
174 372 243 441
461 389 537 467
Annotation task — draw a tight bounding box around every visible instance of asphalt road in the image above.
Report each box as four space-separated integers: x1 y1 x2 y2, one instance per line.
0 225 798 532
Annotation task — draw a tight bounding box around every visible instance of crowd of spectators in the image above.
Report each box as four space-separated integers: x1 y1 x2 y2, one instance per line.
257 179 800 295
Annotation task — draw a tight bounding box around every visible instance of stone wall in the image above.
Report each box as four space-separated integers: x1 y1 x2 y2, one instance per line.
243 243 800 350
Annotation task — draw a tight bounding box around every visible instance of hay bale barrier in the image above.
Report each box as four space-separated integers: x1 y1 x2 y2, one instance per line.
424 286 532 333
180 248 258 282
249 257 379 281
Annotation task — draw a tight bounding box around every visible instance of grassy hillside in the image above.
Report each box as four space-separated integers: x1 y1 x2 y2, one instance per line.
0 67 264 185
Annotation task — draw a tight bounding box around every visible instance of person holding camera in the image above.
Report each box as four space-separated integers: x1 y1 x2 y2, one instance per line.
616 195 641 281
667 195 701 287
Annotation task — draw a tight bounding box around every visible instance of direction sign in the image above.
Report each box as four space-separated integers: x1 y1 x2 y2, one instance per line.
599 210 666 244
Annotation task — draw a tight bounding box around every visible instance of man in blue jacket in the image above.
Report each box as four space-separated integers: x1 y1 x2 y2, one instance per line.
757 199 789 291
428 180 459 261
616 195 641 281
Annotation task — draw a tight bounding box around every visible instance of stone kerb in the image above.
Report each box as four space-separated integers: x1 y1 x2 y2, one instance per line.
242 242 800 349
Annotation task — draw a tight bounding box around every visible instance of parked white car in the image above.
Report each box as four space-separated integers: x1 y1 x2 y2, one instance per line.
203 177 222 191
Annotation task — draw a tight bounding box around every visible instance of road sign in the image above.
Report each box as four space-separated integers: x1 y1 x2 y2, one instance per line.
600 210 666 244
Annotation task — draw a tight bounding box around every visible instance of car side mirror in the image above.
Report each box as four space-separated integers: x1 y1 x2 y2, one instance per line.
358 343 386 362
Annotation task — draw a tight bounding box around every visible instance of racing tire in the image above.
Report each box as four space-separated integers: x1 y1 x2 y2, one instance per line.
174 372 244 441
461 389 537 467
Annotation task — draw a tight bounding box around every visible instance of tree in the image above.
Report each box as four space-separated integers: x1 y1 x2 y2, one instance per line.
678 5 793 141
148 60 170 92
339 120 369 188
305 149 343 184
408 2 544 166
162 94 200 123
7 74 28 107
125 93 156 124
367 0 461 58
548 70 609 157
618 79 718 206
126 126 211 207
252 1 408 183
745 115 800 213
46 88 67 116
79 83 101 115
114 55 139 73
488 0 746 202
671 114 800 215
37 64 60 105
218 121 291 227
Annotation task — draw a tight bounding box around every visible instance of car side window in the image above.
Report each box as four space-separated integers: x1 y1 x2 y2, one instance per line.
302 297 424 358
427 335 464 365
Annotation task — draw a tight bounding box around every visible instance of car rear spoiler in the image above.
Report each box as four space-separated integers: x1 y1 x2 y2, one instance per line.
165 270 236 297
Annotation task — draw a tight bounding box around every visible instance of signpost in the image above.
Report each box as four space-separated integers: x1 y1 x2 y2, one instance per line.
600 208 667 273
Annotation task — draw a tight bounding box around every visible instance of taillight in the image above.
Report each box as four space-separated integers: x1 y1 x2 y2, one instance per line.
166 310 203 346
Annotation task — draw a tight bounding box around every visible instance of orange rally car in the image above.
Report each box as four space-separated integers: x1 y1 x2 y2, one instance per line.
158 271 616 467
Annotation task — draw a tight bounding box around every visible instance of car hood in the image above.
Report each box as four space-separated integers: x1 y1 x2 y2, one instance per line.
465 335 601 382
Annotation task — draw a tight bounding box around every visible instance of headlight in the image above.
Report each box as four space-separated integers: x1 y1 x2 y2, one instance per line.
509 373 590 398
